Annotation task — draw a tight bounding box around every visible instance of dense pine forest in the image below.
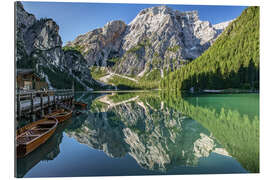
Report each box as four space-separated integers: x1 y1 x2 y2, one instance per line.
160 7 259 91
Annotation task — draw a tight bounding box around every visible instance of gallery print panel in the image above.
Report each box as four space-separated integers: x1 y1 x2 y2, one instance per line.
15 1 259 177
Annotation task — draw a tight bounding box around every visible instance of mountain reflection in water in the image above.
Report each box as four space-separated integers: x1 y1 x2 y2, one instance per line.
17 91 259 177
66 92 232 172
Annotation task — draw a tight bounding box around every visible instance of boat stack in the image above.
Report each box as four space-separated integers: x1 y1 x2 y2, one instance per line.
16 108 73 158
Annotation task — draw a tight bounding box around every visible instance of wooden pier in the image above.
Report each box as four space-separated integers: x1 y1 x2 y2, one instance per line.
16 89 74 121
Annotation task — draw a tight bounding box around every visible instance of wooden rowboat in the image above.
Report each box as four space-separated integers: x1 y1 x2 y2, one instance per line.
74 101 87 109
45 109 72 123
16 118 58 158
16 119 71 178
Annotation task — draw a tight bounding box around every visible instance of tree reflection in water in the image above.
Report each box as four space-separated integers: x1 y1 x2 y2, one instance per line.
16 91 259 177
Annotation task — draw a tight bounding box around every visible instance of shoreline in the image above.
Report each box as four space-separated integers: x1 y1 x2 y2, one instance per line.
73 88 259 95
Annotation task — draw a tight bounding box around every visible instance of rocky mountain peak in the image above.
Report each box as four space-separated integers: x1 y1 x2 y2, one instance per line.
16 1 36 32
103 20 126 33
65 5 233 77
137 5 173 17
122 6 214 56
213 19 234 34
117 6 222 76
16 2 100 90
176 10 199 22
31 19 63 51
66 20 127 66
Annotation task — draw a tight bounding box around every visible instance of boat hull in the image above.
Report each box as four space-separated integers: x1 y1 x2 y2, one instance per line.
16 118 58 158
46 109 72 123
74 102 87 109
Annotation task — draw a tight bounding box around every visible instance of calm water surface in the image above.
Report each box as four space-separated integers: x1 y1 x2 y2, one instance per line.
16 92 259 177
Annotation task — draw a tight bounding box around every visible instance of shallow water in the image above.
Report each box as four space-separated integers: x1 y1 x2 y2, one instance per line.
16 92 259 177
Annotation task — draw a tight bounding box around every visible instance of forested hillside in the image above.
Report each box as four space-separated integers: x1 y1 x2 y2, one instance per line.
160 7 259 91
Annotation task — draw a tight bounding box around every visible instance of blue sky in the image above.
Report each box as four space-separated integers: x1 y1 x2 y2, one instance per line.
21 1 247 45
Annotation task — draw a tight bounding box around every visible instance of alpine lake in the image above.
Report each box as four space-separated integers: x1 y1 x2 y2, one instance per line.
16 91 259 177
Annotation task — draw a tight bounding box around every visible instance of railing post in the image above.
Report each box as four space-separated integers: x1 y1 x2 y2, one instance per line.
71 89 74 109
68 91 71 107
64 90 66 101
47 91 51 114
30 93 36 121
53 90 56 110
40 93 44 117
47 91 50 106
56 91 59 109
58 91 60 104
72 81 74 102
17 93 21 120
30 93 34 114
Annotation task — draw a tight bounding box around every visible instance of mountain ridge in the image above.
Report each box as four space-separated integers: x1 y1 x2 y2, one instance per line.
66 5 232 79
16 2 242 91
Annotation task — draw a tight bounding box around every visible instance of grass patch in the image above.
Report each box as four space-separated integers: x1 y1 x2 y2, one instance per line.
108 75 159 90
63 45 85 55
90 66 109 80
167 45 180 52
91 100 109 111
141 69 161 82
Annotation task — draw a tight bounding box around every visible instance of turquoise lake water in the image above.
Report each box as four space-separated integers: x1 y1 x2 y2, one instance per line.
16 92 259 177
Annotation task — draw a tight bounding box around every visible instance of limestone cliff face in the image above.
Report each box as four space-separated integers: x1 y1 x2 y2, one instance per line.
16 2 99 90
25 19 65 67
66 6 232 77
25 19 62 54
16 1 36 62
66 20 127 66
63 50 99 90
115 6 229 76
16 2 64 66
122 7 216 59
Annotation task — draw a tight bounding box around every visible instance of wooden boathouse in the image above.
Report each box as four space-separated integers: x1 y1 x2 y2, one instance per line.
16 69 48 91
16 69 76 122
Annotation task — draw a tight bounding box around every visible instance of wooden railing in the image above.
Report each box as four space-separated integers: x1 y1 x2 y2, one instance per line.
16 89 74 119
